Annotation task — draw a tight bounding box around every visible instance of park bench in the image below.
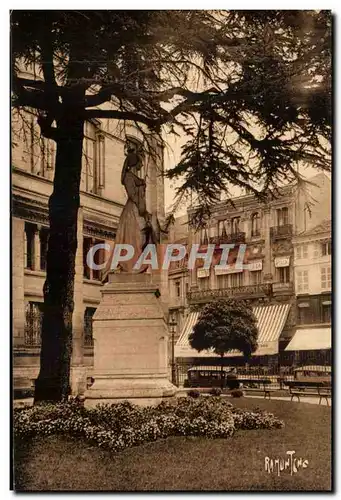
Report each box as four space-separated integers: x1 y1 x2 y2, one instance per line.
286 381 331 406
238 378 276 400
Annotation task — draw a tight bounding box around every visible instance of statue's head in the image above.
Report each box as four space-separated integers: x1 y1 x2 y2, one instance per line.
125 137 144 157
123 138 144 174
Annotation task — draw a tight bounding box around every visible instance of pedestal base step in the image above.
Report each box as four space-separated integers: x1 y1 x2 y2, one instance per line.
84 376 177 408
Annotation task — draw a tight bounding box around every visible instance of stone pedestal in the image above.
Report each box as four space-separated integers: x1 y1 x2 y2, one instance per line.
84 272 176 407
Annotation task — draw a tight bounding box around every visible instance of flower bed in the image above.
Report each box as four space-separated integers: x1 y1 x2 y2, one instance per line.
14 397 284 454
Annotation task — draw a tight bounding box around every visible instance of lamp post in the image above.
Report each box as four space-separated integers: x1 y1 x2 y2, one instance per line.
169 314 177 385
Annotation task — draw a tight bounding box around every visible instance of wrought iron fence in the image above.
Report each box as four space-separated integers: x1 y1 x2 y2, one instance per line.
172 357 331 389
24 303 43 346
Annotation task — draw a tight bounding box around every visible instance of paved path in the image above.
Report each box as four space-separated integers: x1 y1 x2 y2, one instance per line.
246 395 331 406
14 394 331 409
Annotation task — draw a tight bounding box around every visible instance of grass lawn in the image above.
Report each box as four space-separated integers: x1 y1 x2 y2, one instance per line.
13 398 332 492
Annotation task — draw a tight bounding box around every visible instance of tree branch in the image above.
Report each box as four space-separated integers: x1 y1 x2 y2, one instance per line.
84 84 126 107
85 108 158 129
37 113 60 141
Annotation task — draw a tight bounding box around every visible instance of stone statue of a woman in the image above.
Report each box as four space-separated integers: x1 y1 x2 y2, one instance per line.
103 140 160 277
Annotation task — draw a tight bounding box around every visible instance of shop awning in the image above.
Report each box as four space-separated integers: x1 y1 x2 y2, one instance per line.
175 312 215 358
285 327 331 351
175 303 291 358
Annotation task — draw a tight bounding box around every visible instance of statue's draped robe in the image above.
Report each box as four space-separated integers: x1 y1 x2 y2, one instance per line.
103 157 159 278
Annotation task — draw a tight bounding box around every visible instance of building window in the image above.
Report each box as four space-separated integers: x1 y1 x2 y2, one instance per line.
26 113 40 174
250 270 262 285
276 207 289 227
40 227 49 271
251 213 260 237
296 244 308 260
175 280 181 298
199 277 210 290
230 272 243 288
321 266 331 290
24 223 36 270
231 217 240 234
217 274 229 289
83 237 106 281
218 220 228 237
297 270 309 293
39 138 55 177
84 307 96 346
81 121 105 195
278 266 290 283
297 303 311 325
313 244 320 258
83 237 92 279
185 281 189 297
200 227 209 245
322 303 331 323
321 241 331 256
25 302 43 346
93 239 106 280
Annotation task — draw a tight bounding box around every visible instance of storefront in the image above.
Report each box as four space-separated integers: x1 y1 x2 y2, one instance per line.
284 326 331 366
175 303 291 362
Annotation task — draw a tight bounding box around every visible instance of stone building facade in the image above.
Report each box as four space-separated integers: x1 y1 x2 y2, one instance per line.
167 214 190 335
12 110 165 395
285 218 332 364
171 173 331 368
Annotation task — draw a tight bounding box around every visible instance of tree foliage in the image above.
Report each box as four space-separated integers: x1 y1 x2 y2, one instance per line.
12 10 331 220
11 10 331 400
166 10 332 224
189 299 258 359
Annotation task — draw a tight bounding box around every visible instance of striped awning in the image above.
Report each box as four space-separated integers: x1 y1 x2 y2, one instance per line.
285 327 331 351
175 303 291 358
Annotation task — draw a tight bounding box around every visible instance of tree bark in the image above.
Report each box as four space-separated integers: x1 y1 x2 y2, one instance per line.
34 102 85 403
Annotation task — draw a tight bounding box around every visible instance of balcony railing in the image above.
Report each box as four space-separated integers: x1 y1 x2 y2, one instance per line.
209 232 246 246
270 224 293 239
188 283 272 303
272 282 294 294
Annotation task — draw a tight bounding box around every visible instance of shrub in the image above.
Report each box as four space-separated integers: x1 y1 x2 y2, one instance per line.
231 389 244 398
187 390 201 398
13 397 284 455
209 387 222 397
231 407 284 430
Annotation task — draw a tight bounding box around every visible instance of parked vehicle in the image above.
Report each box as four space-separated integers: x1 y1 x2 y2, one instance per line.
294 365 331 384
184 366 237 388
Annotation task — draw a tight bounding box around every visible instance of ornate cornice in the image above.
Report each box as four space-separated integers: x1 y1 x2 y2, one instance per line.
12 194 49 225
13 194 118 239
83 222 116 240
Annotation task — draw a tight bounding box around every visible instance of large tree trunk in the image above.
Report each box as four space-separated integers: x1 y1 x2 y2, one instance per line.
34 108 84 403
